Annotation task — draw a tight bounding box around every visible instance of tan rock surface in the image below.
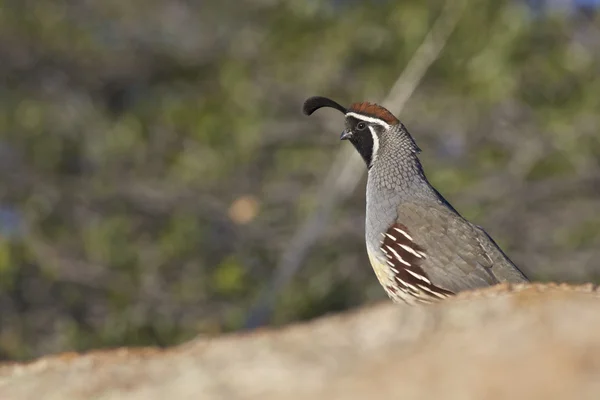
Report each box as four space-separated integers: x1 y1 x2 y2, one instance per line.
1 283 600 400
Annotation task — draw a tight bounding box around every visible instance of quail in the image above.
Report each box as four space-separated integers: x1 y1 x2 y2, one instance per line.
303 96 529 304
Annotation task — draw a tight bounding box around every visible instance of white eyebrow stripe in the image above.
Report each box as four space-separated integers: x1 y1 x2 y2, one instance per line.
345 112 391 129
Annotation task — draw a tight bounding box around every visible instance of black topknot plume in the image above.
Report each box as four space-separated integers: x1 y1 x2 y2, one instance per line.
302 96 347 116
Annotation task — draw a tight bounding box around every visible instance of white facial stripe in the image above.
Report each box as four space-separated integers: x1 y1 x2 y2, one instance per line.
345 112 391 130
368 125 379 166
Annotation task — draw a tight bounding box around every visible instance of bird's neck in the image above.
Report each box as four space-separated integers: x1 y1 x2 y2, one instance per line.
368 142 433 200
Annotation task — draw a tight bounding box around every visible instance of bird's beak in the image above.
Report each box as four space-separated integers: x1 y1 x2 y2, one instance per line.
340 130 352 140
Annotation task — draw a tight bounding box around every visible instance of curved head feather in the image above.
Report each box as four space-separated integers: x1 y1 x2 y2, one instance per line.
303 96 399 127
302 96 347 116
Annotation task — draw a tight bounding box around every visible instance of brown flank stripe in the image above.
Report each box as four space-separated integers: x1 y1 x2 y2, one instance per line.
380 223 454 299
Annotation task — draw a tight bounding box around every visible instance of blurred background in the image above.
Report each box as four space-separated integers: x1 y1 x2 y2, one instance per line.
0 0 599 361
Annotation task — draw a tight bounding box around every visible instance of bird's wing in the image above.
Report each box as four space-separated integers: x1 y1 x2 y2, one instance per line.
381 201 522 294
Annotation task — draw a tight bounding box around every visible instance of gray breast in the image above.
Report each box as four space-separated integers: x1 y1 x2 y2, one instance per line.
365 177 400 256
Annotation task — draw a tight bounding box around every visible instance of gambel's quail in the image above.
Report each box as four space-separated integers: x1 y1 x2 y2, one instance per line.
303 96 529 304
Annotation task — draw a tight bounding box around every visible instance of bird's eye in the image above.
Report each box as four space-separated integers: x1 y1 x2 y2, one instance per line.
356 122 367 131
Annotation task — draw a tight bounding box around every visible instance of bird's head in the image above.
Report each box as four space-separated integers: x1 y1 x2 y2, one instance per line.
303 96 420 169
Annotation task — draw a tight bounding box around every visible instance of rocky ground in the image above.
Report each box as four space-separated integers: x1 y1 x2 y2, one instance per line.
1 283 599 400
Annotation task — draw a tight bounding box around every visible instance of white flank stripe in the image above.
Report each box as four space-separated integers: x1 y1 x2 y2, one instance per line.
385 245 410 266
394 278 409 289
393 227 413 241
345 112 391 129
385 233 397 241
396 278 418 292
405 269 431 284
418 284 437 295
399 244 422 258
432 291 449 299
419 285 449 299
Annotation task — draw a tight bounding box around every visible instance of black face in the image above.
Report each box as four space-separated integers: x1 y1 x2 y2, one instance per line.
344 116 382 168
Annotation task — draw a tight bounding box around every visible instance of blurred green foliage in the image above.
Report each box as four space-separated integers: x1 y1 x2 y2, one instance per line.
0 0 599 360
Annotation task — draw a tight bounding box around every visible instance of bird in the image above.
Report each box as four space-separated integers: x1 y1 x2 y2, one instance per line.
302 96 529 304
